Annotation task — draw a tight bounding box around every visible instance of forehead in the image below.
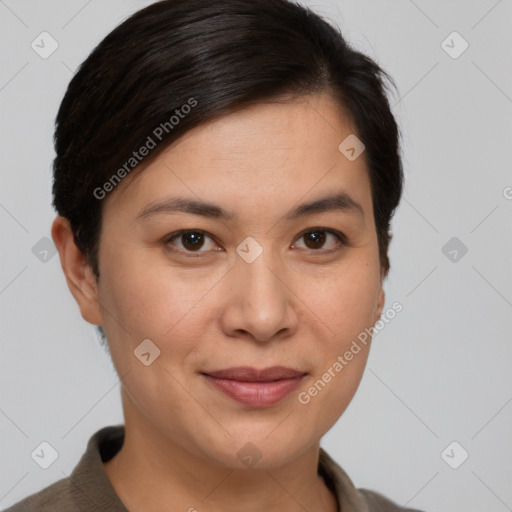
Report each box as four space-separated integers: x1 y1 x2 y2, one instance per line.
103 92 372 221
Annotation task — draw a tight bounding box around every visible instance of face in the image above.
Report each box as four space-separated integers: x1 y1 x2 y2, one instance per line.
78 92 384 468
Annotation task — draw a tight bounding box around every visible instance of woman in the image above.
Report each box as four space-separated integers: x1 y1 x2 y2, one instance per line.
6 0 424 510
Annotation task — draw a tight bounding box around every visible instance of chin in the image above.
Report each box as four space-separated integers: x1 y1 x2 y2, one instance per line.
198 425 316 471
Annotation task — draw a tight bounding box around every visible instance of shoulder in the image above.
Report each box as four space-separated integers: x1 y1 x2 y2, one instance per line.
358 487 427 512
318 447 427 512
4 425 126 512
3 478 75 512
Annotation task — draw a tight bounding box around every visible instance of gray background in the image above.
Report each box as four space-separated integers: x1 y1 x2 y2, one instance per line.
1 1 511 510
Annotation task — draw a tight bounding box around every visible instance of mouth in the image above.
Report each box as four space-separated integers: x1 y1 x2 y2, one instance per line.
201 366 307 408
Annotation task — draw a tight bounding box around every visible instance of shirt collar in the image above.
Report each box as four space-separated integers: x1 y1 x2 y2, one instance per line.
69 425 369 512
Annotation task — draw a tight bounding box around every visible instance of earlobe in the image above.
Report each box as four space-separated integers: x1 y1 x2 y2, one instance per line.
51 216 103 325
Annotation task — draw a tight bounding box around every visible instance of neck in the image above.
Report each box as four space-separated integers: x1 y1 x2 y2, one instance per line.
103 397 338 512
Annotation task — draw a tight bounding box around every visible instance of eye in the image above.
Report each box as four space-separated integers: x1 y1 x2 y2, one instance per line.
165 230 220 254
164 228 347 256
292 228 347 252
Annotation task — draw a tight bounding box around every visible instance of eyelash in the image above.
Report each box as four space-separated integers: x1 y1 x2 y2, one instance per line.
164 228 348 256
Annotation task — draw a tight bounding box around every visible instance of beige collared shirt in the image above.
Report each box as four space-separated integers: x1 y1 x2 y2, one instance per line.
5 425 425 512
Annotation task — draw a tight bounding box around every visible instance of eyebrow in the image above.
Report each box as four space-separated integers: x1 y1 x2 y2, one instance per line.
136 192 364 221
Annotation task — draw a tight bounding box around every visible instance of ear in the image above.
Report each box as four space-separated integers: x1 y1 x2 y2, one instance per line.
374 287 385 324
373 268 386 324
51 216 103 325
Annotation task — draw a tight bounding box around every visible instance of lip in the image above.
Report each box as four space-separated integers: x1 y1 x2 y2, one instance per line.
202 366 306 407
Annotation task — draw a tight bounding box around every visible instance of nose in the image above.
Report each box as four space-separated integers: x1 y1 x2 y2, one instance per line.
219 246 299 343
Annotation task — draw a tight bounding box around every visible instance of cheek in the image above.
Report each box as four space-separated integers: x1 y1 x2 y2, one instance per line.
301 351 370 436
294 257 380 414
300 257 381 341
97 249 222 355
295 271 376 432
102 272 171 334
96 257 217 418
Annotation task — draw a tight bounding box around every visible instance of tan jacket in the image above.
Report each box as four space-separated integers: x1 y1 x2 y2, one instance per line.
5 425 425 511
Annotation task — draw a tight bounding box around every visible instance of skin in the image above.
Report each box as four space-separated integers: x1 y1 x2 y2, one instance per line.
52 91 385 512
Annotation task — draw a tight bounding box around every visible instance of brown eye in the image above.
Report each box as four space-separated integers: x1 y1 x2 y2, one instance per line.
303 231 327 249
293 229 347 252
166 230 218 253
181 232 205 251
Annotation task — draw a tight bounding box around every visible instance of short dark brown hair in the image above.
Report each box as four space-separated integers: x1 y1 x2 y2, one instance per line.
52 0 403 277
